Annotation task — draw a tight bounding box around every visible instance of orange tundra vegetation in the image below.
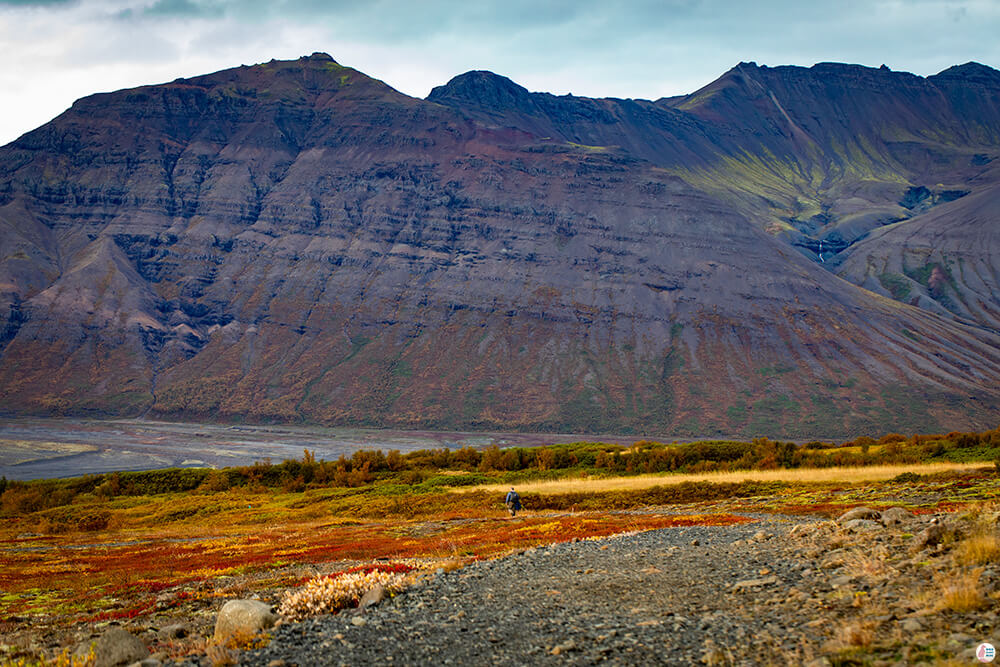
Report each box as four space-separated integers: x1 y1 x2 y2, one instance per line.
2 426 999 635
0 489 748 625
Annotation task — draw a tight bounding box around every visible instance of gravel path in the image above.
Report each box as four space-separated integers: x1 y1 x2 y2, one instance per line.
246 515 825 666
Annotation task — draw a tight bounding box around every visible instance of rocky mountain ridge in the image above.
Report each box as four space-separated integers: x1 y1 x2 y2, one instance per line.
1 53 999 437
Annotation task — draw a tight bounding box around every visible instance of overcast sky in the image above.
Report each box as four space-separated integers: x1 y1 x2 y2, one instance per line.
1 0 998 146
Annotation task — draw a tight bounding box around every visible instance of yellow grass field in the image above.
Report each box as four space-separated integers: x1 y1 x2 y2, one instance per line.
464 462 990 495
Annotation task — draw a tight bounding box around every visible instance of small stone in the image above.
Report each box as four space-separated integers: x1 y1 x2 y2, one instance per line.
351 616 367 626
550 640 575 655
804 659 832 667
732 575 778 591
158 624 187 640
842 519 881 532
267 660 287 667
359 584 387 609
901 618 922 633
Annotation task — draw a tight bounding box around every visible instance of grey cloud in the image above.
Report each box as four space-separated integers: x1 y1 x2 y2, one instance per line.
0 0 77 6
143 0 224 18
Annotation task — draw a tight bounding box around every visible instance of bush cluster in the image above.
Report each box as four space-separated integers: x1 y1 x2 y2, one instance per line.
278 563 414 621
2 426 998 518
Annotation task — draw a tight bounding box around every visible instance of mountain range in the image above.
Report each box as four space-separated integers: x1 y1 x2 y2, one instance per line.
1 53 998 438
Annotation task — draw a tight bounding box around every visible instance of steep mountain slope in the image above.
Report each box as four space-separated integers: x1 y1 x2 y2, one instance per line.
669 62 1000 251
835 176 1000 333
1 54 999 437
429 62 1000 260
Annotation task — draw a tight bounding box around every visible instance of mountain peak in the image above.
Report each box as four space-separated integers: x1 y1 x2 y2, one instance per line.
304 52 336 63
427 70 534 113
932 61 1000 85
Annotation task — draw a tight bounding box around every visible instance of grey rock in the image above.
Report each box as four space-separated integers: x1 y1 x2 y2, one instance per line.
359 584 387 609
126 660 161 667
158 624 187 640
78 628 147 667
837 507 882 523
911 522 959 552
843 519 882 532
901 618 922 633
214 599 278 645
880 507 915 526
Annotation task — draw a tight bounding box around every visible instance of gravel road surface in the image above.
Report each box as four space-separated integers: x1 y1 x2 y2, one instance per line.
246 516 822 665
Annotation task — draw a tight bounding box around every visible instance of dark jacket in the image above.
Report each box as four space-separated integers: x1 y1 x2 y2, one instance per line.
505 490 521 510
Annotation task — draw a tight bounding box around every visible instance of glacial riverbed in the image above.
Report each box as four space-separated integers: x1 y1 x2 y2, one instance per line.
0 418 643 480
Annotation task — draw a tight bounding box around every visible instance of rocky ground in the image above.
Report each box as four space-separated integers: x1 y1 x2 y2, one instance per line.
26 505 999 666
235 507 997 666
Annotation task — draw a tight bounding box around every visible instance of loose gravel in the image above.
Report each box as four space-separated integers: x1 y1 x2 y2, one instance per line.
245 515 823 665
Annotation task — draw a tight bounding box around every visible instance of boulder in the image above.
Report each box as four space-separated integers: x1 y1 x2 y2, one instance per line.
880 507 915 526
76 628 147 667
911 519 962 552
837 507 882 523
214 599 277 645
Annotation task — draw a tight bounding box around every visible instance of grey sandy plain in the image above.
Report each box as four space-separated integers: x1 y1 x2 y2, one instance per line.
0 418 649 481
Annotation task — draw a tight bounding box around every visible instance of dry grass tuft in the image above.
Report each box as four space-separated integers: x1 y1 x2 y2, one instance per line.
936 568 988 612
955 531 1000 566
834 619 877 648
278 566 412 621
843 545 891 578
222 630 271 651
205 644 237 667
460 462 986 495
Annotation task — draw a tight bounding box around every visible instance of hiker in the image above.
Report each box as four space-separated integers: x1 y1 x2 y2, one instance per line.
505 487 522 517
